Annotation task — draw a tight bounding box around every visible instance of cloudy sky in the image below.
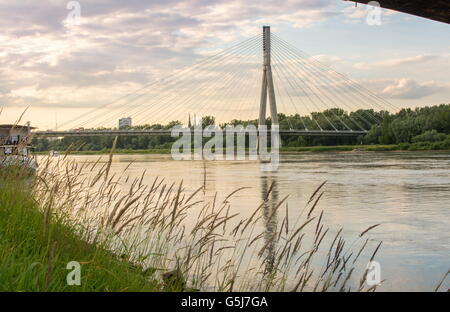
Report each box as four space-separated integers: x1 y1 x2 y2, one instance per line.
0 0 449 129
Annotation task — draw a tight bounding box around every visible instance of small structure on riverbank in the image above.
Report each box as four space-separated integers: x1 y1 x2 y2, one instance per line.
0 123 34 145
0 123 36 171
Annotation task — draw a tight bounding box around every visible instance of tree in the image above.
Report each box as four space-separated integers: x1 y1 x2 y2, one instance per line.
201 116 215 128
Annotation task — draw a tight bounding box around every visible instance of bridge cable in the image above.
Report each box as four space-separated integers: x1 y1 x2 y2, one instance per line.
271 56 312 130
273 34 400 113
270 48 339 131
78 34 262 128
61 33 262 129
102 35 262 127
272 45 358 131
132 36 262 126
272 40 369 131
185 40 262 124
272 35 382 127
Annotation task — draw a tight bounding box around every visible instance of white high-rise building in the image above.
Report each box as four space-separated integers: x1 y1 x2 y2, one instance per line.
118 117 132 129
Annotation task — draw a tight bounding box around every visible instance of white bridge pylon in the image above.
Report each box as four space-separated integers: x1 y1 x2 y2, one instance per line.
259 26 279 129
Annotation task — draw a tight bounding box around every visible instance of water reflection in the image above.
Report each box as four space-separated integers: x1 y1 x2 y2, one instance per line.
260 174 279 276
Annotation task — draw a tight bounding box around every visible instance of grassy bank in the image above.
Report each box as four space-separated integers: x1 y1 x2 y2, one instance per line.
2 155 448 291
282 142 450 153
0 168 160 291
35 143 450 156
35 148 172 155
281 144 399 153
1 154 389 292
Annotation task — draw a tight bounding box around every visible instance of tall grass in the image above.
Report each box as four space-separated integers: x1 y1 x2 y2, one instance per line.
0 166 160 291
0 148 389 292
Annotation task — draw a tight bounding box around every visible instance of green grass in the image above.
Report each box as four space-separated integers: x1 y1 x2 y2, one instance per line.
0 168 161 292
281 144 399 153
281 144 450 153
35 148 173 155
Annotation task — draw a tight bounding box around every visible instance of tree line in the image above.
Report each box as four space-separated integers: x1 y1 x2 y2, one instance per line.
32 104 450 152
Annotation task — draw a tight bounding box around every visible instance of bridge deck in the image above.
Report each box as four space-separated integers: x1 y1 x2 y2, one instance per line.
33 129 367 137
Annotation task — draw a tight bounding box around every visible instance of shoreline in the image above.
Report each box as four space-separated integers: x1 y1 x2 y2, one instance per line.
3 152 448 292
34 144 450 156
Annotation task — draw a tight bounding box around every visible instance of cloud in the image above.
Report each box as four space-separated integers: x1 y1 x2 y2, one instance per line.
354 55 440 70
381 78 445 99
0 0 337 113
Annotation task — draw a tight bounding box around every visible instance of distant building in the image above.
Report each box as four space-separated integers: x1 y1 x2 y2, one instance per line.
119 117 132 129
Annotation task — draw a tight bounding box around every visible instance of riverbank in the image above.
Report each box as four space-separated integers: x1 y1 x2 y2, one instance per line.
2 154 448 291
0 168 161 291
282 143 450 153
0 155 392 292
35 143 450 155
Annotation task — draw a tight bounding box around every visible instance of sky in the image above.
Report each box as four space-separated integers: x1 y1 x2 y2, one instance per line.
0 0 449 129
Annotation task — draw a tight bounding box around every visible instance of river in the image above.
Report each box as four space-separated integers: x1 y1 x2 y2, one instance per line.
57 151 449 291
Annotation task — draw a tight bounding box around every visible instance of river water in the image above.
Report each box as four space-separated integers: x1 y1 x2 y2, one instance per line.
61 151 449 291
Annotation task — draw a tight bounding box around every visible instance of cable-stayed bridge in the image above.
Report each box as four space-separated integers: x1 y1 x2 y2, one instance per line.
34 26 398 139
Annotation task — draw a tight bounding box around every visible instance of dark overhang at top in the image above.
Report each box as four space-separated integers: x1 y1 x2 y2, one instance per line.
345 0 450 24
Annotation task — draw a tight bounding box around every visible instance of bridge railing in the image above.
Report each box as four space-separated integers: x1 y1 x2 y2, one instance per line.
33 129 367 138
